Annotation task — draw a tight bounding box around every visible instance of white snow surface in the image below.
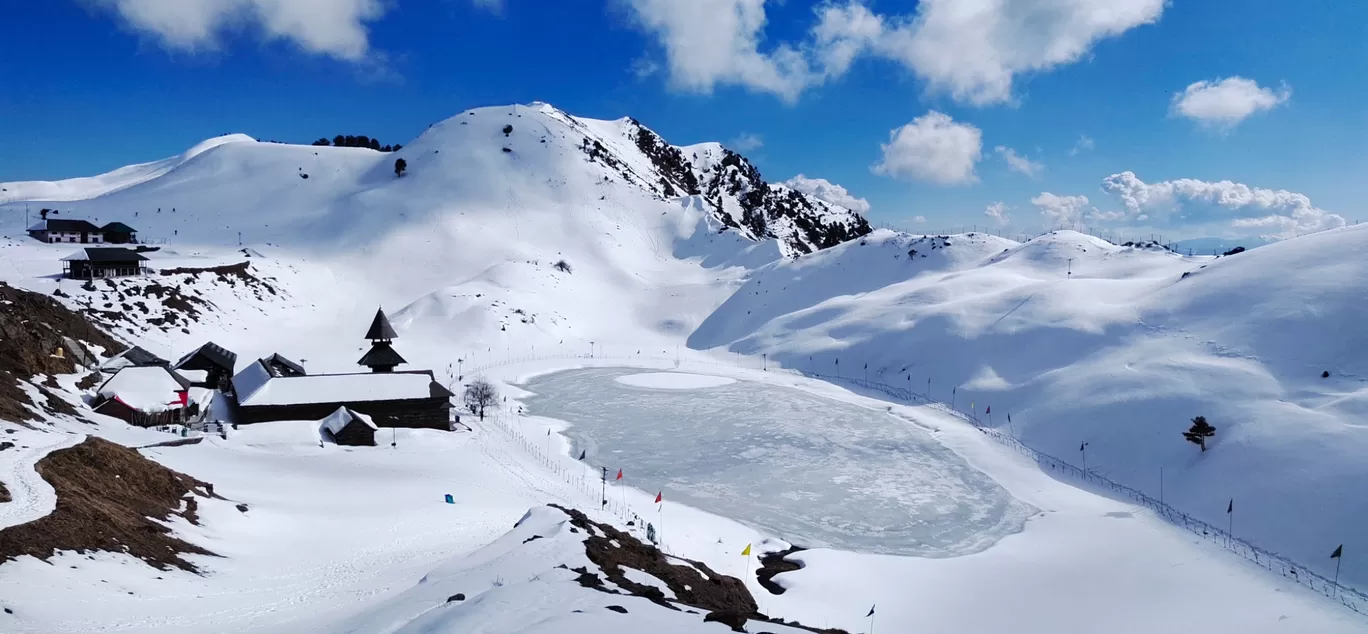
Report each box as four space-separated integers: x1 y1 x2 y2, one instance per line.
236 369 435 407
96 366 187 411
0 102 1364 632
613 371 737 389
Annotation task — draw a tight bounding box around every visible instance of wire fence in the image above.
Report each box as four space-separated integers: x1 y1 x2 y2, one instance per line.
460 348 1367 616
771 366 1368 615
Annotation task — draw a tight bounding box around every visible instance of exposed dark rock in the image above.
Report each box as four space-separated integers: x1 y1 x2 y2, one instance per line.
446 593 465 602
704 609 748 631
757 545 806 595
605 605 628 614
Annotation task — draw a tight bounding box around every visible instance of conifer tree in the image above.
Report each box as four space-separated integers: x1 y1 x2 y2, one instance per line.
394 157 407 178
1183 416 1216 452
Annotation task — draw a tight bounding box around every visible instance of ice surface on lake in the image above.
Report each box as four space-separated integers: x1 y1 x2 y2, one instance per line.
522 368 1034 557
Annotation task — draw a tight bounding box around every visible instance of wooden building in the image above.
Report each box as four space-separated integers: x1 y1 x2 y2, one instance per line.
319 407 378 446
173 341 239 390
93 366 197 427
29 218 105 244
100 222 139 244
61 247 149 279
231 310 452 428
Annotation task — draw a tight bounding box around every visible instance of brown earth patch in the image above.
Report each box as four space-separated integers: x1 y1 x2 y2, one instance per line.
0 436 219 572
0 480 9 503
548 504 847 634
0 283 124 425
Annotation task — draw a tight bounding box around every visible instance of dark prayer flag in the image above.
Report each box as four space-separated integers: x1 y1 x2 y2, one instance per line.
1227 499 1233 514
866 605 875 617
578 450 586 461
986 406 991 414
1332 545 1343 559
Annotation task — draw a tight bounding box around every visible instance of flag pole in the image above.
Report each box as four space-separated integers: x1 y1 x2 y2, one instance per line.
1335 555 1343 586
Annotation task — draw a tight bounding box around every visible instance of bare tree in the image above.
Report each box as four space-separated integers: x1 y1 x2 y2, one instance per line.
464 378 498 421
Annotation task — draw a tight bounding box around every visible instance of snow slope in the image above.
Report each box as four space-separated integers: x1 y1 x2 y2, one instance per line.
0 135 257 203
696 226 1368 588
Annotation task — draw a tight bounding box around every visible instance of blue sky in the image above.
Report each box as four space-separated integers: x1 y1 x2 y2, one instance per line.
2 0 1364 239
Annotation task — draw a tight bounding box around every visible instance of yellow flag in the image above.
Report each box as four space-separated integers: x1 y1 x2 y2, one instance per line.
741 544 752 556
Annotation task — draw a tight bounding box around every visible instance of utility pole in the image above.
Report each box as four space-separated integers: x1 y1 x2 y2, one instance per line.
1080 441 1089 473
1159 466 1164 504
600 467 608 509
762 353 767 371
1067 258 1073 278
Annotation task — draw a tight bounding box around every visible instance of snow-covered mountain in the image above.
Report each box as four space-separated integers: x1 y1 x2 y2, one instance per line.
694 226 1368 588
2 103 1366 633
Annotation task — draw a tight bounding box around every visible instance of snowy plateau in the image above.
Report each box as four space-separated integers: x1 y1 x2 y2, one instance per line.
0 102 1364 634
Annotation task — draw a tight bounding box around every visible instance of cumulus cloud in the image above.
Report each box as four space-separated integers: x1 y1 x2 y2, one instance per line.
1171 77 1290 128
872 111 982 185
625 0 1165 105
1031 192 1095 227
784 174 871 214
1069 134 1094 156
729 132 764 152
86 0 387 61
619 0 814 102
984 201 1010 226
912 215 927 223
814 0 1166 105
994 146 1044 178
1100 171 1344 237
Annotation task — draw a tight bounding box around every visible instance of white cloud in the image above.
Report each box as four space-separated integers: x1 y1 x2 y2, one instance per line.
912 215 927 223
1032 192 1094 227
784 174 871 214
994 146 1044 178
872 111 982 185
1171 77 1290 128
1100 171 1344 237
729 132 764 152
472 0 504 12
1069 134 1094 156
619 0 814 102
87 0 387 61
984 201 1010 225
814 0 1166 106
626 0 1165 105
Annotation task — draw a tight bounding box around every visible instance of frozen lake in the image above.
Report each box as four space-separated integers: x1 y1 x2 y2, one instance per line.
521 368 1033 557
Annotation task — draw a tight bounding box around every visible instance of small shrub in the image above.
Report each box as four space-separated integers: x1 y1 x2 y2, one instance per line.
1322 370 1330 378
1222 246 1246 256
553 259 572 273
394 158 408 178
503 124 514 136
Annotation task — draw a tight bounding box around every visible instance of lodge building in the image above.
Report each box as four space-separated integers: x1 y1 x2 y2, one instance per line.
229 308 454 429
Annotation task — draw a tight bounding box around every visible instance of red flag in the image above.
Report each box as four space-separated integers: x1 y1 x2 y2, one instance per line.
655 491 662 503
616 469 623 481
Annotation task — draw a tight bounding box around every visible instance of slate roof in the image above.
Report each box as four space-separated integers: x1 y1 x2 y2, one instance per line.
101 222 138 233
358 343 407 369
263 353 307 377
99 345 170 372
234 368 450 407
364 308 399 340
174 341 239 372
32 219 101 233
61 247 149 263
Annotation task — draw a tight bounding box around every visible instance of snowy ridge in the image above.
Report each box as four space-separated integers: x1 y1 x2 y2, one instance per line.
697 226 1368 589
0 135 256 203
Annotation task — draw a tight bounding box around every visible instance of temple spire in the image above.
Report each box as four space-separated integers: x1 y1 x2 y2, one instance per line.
358 307 406 373
365 307 398 342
